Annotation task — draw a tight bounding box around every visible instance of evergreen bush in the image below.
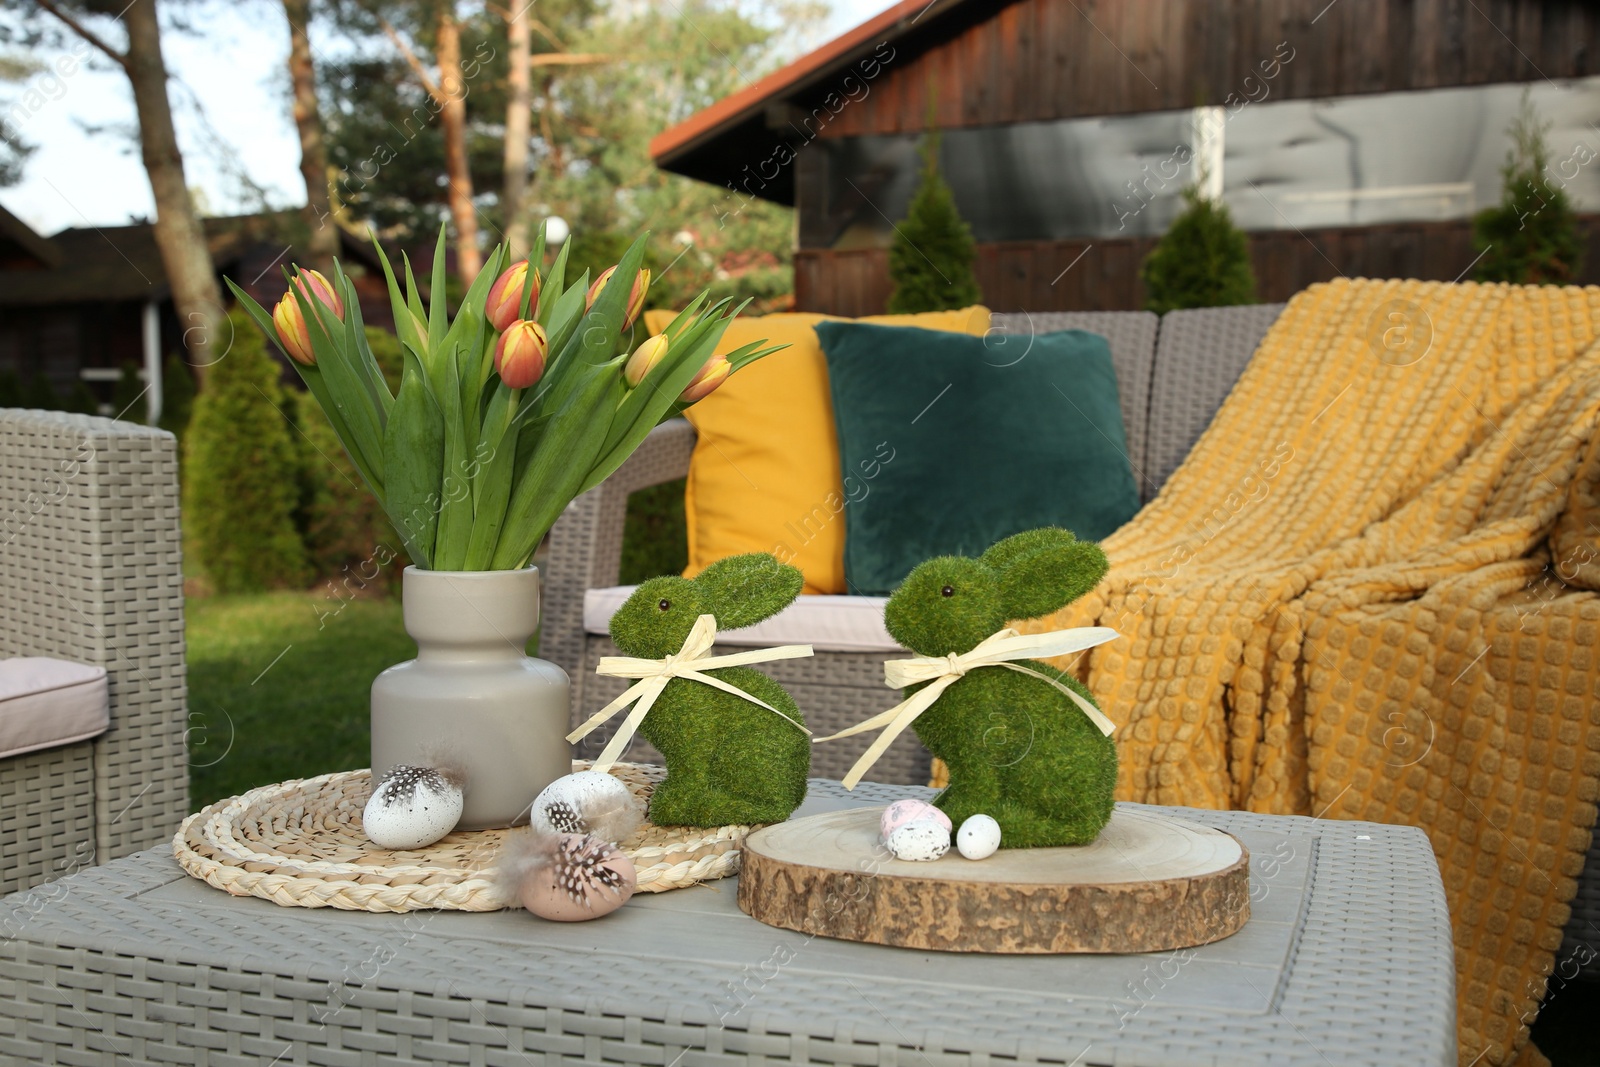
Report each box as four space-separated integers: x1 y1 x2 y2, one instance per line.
887 130 982 314
619 479 688 585
21 373 60 410
61 380 98 415
159 354 195 439
0 369 19 407
289 388 406 592
183 310 310 594
566 230 632 295
111 361 146 422
363 325 404 392
1141 187 1258 314
1473 93 1585 285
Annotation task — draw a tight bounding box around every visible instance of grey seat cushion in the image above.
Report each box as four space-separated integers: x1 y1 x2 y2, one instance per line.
1144 304 1286 503
991 311 1159 496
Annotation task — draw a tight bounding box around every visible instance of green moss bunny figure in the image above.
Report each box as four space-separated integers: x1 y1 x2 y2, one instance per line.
607 553 810 827
883 528 1118 848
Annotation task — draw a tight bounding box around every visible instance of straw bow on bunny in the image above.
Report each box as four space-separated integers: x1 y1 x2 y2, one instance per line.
578 554 813 828
820 528 1122 848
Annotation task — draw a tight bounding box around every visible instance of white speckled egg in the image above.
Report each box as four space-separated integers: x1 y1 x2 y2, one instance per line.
363 765 464 850
880 798 951 840
885 816 951 862
530 770 642 844
956 814 1002 860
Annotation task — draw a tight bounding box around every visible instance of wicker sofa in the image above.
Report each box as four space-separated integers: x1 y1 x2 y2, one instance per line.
545 299 1600 976
544 304 1289 780
0 409 189 897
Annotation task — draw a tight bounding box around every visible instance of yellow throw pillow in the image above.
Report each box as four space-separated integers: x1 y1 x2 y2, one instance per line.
645 307 991 594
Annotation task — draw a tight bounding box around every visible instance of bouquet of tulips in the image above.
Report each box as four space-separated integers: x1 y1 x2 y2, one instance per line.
226 228 777 571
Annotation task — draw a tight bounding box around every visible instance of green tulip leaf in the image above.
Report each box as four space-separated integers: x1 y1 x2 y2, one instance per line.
426 225 449 357
384 341 444 567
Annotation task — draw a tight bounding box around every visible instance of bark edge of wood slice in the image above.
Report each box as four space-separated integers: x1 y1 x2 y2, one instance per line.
737 807 1250 954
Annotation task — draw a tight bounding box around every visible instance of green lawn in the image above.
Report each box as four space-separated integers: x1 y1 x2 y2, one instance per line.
186 590 416 809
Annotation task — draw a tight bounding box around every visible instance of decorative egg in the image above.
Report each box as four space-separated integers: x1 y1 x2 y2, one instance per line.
880 798 951 840
956 814 1002 860
363 764 465 850
885 816 951 862
516 832 637 921
530 770 643 844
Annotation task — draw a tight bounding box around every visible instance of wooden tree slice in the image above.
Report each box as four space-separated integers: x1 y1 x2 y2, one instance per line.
738 807 1250 953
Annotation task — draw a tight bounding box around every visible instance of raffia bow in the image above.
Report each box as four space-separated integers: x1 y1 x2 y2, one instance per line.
568 613 814 772
817 626 1122 789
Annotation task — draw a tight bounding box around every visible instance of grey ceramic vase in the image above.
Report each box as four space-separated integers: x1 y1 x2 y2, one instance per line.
371 566 571 830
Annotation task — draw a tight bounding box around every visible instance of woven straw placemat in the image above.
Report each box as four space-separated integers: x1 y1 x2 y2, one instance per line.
173 761 757 912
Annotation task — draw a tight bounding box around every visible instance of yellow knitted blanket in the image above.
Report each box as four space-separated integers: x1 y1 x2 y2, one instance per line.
1002 278 1600 1066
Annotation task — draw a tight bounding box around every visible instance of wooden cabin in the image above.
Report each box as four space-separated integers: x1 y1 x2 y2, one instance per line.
0 210 392 420
652 0 1600 313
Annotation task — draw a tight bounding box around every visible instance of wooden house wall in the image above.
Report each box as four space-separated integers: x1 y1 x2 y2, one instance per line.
794 214 1600 315
818 0 1597 139
0 302 145 388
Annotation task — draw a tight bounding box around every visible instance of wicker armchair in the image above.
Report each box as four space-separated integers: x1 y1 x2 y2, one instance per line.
0 409 188 896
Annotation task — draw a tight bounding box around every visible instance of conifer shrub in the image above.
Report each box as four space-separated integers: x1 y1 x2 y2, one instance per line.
1141 187 1258 314
619 479 688 585
21 373 60 410
111 361 146 422
289 388 406 592
887 130 982 314
362 325 404 392
159 354 196 439
183 311 310 594
1474 93 1585 285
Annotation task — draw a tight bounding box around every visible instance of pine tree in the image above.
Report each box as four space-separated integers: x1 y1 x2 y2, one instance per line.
183 311 310 594
1141 187 1258 314
1473 92 1584 285
887 129 982 314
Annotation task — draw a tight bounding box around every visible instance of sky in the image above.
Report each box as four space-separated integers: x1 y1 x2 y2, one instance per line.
2 0 901 235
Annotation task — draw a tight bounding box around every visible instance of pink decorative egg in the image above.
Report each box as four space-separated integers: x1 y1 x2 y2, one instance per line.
880 798 951 841
517 833 637 921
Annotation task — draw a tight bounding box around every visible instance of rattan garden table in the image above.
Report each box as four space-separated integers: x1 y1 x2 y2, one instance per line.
0 778 1454 1066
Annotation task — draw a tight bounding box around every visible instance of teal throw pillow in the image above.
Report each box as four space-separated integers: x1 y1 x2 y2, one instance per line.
815 321 1139 595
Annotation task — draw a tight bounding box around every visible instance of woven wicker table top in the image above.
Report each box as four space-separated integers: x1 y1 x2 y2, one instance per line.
0 779 1455 1067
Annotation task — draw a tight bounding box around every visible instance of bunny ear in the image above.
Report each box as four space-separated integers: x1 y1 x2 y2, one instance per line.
693 553 803 631
992 532 1109 621
981 527 1080 571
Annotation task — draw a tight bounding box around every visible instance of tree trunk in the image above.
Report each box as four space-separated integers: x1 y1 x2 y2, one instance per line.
436 7 481 283
501 2 532 260
284 0 337 274
123 0 222 385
